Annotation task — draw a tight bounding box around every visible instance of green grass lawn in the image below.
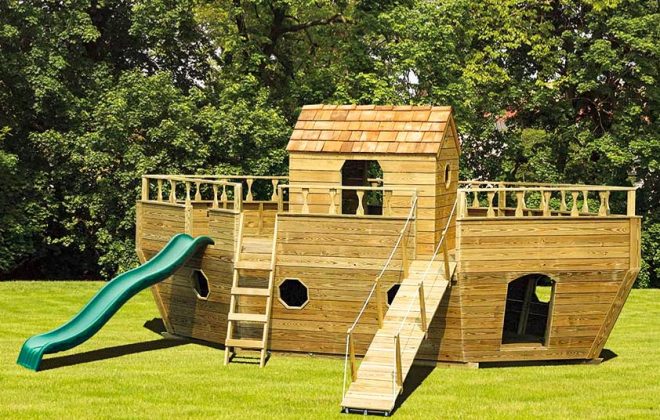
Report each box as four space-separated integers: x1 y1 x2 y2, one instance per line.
1 282 658 419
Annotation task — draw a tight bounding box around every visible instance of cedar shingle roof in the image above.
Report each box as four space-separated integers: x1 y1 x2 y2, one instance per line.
287 104 454 154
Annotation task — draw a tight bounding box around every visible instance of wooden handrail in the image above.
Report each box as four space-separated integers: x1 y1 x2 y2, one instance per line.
141 175 243 212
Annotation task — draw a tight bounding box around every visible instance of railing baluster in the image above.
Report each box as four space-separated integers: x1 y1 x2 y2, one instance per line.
221 185 228 209
570 191 579 217
301 188 310 214
195 181 202 201
515 191 524 217
157 179 163 202
270 179 279 202
486 191 495 217
560 190 567 212
169 180 176 203
542 191 551 216
598 191 610 216
582 190 589 213
185 182 191 205
328 188 337 214
356 190 365 216
471 190 480 208
212 184 219 209
246 177 254 202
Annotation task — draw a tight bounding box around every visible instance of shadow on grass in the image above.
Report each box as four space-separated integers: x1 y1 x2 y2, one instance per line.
39 338 188 371
479 348 618 369
389 363 435 415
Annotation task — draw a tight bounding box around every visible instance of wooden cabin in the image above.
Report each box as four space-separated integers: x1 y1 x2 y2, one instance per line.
135 104 641 415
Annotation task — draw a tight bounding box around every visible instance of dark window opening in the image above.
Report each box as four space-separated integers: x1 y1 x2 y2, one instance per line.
444 163 452 188
278 278 309 309
341 160 383 215
387 284 401 306
502 274 555 345
191 270 210 299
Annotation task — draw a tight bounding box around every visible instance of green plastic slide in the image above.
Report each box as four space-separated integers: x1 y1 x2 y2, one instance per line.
17 233 213 371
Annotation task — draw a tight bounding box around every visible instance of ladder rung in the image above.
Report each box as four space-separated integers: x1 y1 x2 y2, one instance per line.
235 260 272 271
225 338 264 349
228 313 268 323
231 286 270 297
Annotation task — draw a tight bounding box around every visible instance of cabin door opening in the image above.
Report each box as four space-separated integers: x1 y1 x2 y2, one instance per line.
502 274 555 345
341 160 383 215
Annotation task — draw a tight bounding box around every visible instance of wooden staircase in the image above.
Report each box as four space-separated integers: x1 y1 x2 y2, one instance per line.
341 259 456 414
224 217 277 367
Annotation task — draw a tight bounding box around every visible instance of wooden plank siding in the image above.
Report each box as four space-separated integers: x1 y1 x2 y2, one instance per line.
269 214 413 355
453 216 640 362
136 201 238 344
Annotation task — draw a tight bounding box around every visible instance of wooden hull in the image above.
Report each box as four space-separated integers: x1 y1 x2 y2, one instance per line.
136 200 640 363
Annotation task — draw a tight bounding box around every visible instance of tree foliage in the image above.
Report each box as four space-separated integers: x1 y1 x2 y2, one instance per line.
0 0 657 286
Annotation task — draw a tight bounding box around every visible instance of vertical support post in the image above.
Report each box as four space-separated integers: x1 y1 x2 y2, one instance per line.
627 190 636 216
582 190 589 213
442 242 451 280
394 335 403 388
270 179 278 202
401 232 409 279
375 281 384 328
356 190 365 216
515 191 524 217
157 179 163 202
277 185 284 213
418 283 427 333
212 184 219 209
246 177 254 202
457 190 467 218
570 191 579 217
258 202 264 235
234 184 243 212
301 188 310 214
486 191 495 218
348 331 357 382
329 188 337 214
195 181 202 201
141 177 149 201
542 191 551 217
384 190 392 216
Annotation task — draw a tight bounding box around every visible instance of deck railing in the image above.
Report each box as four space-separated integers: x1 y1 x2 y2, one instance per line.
141 175 243 212
177 174 288 203
277 184 417 217
457 181 637 219
341 195 418 399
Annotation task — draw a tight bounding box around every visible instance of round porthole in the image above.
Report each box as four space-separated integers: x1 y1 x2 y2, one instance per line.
387 284 401 306
278 278 309 309
191 270 210 299
444 163 452 189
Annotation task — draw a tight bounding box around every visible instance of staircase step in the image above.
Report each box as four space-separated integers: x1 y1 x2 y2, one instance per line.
225 338 264 349
231 286 270 297
228 312 268 323
235 260 272 271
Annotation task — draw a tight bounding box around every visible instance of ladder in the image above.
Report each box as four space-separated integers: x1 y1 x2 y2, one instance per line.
224 216 277 367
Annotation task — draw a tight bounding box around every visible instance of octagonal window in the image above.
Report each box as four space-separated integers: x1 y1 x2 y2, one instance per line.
387 284 401 306
191 269 210 299
278 278 309 309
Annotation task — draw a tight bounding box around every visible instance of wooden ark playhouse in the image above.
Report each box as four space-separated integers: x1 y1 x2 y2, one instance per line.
136 105 641 415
